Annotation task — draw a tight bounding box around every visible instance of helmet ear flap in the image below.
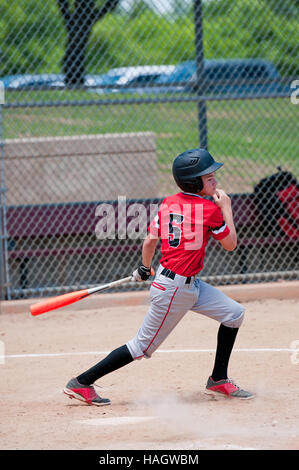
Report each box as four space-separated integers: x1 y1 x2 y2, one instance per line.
196 176 203 192
177 176 203 193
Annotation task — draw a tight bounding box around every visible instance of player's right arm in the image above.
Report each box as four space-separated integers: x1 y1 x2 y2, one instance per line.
142 232 160 268
131 227 160 282
213 189 237 251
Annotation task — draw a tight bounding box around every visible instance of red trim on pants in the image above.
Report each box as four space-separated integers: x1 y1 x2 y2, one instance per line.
142 287 178 356
152 282 166 291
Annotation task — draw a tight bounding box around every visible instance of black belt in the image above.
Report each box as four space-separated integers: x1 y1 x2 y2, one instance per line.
161 268 191 284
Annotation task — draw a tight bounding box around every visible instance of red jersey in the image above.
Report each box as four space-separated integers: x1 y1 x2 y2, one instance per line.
148 192 230 276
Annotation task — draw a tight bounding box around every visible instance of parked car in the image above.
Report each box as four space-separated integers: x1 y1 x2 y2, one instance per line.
155 58 290 97
1 74 65 90
91 65 176 94
1 73 118 90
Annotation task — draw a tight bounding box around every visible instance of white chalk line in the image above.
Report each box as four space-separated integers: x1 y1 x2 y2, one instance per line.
1 347 296 359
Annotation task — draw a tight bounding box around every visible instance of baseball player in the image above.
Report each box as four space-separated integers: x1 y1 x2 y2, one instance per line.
64 148 254 405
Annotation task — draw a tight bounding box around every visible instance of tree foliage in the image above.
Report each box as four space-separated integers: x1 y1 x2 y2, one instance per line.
0 0 297 77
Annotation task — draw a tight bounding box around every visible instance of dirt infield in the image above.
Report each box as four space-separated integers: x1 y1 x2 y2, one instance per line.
0 281 298 451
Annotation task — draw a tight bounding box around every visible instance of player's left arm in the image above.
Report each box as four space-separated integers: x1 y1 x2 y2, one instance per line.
213 189 237 251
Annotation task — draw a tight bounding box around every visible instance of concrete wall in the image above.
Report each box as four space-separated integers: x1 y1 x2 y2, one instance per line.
4 132 157 205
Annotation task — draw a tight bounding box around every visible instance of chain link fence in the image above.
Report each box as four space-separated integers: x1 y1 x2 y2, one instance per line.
0 0 298 299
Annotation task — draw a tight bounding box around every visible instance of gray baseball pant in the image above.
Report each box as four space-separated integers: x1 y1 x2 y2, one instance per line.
126 264 245 360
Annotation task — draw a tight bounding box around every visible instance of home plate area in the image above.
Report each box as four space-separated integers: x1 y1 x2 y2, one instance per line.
75 416 259 450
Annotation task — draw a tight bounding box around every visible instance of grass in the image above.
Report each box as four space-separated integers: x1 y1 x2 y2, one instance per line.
2 90 298 186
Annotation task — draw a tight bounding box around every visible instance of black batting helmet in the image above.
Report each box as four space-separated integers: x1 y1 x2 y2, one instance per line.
172 148 223 193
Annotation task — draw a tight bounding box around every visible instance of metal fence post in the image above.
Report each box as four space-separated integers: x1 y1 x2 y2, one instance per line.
0 100 10 300
193 0 208 149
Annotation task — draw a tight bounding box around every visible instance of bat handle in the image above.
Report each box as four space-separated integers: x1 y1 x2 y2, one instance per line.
88 276 132 295
88 269 155 295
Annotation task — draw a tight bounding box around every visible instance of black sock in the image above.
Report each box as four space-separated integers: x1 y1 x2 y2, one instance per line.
77 344 133 385
211 323 239 382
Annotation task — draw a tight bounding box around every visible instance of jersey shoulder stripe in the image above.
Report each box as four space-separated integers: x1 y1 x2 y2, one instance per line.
211 221 227 234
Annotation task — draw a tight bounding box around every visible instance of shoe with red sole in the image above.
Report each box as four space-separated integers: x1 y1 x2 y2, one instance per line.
63 377 111 406
205 376 254 400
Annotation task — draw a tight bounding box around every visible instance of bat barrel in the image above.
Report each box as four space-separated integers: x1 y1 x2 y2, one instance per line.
30 290 89 316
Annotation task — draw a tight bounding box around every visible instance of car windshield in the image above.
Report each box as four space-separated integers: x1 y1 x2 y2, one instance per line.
157 62 196 84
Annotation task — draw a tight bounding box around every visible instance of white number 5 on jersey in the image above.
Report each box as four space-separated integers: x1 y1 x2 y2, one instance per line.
168 213 184 248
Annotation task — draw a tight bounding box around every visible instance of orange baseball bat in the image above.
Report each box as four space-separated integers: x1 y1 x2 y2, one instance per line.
30 276 132 316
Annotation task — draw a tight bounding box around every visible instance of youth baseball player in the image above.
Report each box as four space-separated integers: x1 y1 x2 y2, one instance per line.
64 148 254 405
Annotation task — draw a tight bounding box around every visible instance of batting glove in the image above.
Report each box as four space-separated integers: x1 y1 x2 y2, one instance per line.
131 263 152 282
